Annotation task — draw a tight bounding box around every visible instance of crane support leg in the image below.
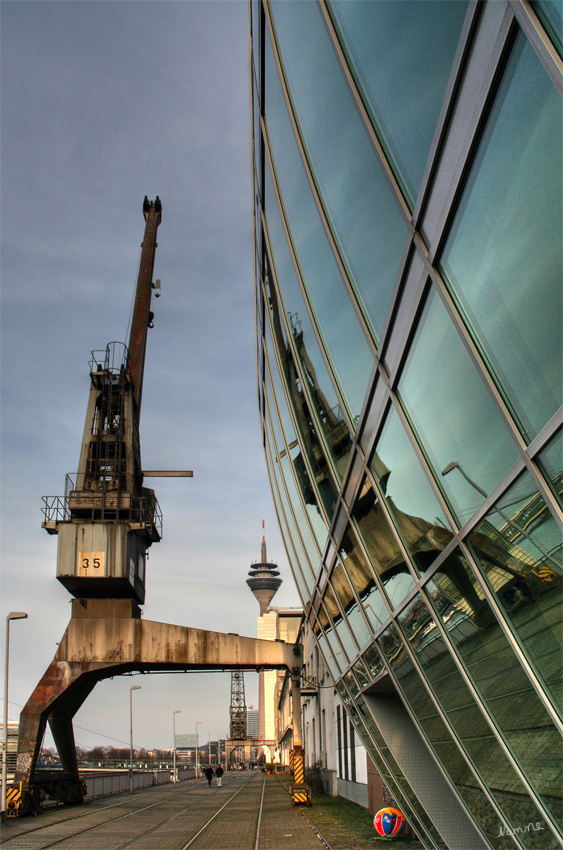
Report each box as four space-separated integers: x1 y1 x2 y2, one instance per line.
10 601 303 816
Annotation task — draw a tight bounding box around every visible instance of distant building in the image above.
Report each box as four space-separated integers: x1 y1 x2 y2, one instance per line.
246 709 259 740
251 2 562 848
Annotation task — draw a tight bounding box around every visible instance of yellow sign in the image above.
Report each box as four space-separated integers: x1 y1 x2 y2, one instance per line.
77 551 105 577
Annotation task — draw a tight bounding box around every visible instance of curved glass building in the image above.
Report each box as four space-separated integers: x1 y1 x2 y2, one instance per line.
251 2 562 847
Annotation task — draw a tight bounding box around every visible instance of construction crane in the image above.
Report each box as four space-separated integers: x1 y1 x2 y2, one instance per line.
41 196 190 605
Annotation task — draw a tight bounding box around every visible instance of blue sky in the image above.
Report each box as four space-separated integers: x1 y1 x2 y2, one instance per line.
1 0 299 752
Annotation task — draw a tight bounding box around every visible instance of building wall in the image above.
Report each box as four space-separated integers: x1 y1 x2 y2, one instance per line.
252 2 562 849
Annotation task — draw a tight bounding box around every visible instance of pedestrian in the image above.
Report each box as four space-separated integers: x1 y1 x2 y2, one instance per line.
215 765 224 787
205 766 214 787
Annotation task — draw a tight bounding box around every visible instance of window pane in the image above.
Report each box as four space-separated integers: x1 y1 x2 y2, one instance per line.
264 164 353 483
264 429 311 603
398 286 520 524
426 550 562 823
537 430 563 509
339 524 389 634
323 584 358 663
372 403 453 574
265 28 374 419
467 471 562 713
329 0 468 202
398 595 548 845
440 33 563 439
264 287 339 519
331 560 372 651
351 480 416 609
270 0 408 338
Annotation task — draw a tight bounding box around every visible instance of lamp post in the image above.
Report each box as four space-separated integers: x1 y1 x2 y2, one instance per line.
208 729 213 765
129 685 141 793
172 710 181 782
195 721 201 778
2 612 28 815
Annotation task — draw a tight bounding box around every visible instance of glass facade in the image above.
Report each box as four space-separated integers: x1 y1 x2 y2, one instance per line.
252 3 562 848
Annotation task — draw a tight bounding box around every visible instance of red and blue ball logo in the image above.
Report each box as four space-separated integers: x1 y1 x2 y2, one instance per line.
374 807 406 838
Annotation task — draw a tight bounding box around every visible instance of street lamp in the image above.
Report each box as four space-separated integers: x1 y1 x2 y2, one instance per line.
129 685 141 793
208 729 213 765
195 721 201 778
2 612 28 815
172 710 181 782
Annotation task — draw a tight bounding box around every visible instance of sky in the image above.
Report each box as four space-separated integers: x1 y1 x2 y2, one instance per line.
0 0 300 754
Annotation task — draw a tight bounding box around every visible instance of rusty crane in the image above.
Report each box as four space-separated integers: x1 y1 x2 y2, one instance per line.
7 199 306 817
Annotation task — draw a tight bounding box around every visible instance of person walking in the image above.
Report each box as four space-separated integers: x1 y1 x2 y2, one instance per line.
205 766 214 787
215 765 224 787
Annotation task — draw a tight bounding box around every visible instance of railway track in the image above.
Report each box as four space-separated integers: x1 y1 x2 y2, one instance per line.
0 773 333 850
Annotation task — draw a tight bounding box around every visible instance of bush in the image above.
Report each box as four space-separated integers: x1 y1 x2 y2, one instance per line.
304 760 325 794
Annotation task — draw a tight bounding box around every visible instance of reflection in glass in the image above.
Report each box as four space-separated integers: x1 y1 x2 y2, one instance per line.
321 584 358 663
270 0 408 339
331 561 372 652
279 452 321 577
314 616 342 680
351 482 416 609
264 426 312 601
537 430 563 509
361 643 384 682
382 624 514 848
328 0 468 202
426 550 562 825
398 595 549 846
338 524 389 632
264 178 353 484
372 404 453 574
534 1 563 52
398 287 519 524
264 28 374 418
264 273 340 519
440 33 562 439
316 602 346 673
467 472 562 713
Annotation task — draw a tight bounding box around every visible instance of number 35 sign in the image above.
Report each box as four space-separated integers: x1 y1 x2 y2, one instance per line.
77 551 105 577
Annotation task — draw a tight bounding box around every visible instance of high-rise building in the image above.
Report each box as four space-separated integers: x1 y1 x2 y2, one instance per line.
251 2 562 848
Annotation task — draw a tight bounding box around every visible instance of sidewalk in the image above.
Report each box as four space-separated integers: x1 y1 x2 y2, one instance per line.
275 774 424 850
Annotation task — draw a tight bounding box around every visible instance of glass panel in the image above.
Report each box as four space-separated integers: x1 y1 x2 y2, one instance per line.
329 0 468 202
331 561 372 651
264 287 339 518
280 452 321 576
351 657 371 692
265 427 315 596
317 601 347 673
361 642 384 682
440 32 563 440
398 595 549 846
264 167 354 482
427 550 563 824
534 1 563 53
265 28 374 419
270 0 408 339
372 403 453 574
265 432 310 605
338 522 390 631
467 471 562 713
351 482 417 609
398 286 520 524
314 618 342 680
537 430 563 509
322 584 358 662
288 442 329 555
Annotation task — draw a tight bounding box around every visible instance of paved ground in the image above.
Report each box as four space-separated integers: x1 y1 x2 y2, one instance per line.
0 773 423 850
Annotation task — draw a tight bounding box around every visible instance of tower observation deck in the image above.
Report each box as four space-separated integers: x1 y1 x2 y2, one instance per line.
246 522 282 615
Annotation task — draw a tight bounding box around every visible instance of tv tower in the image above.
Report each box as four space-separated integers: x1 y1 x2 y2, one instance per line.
246 522 282 614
